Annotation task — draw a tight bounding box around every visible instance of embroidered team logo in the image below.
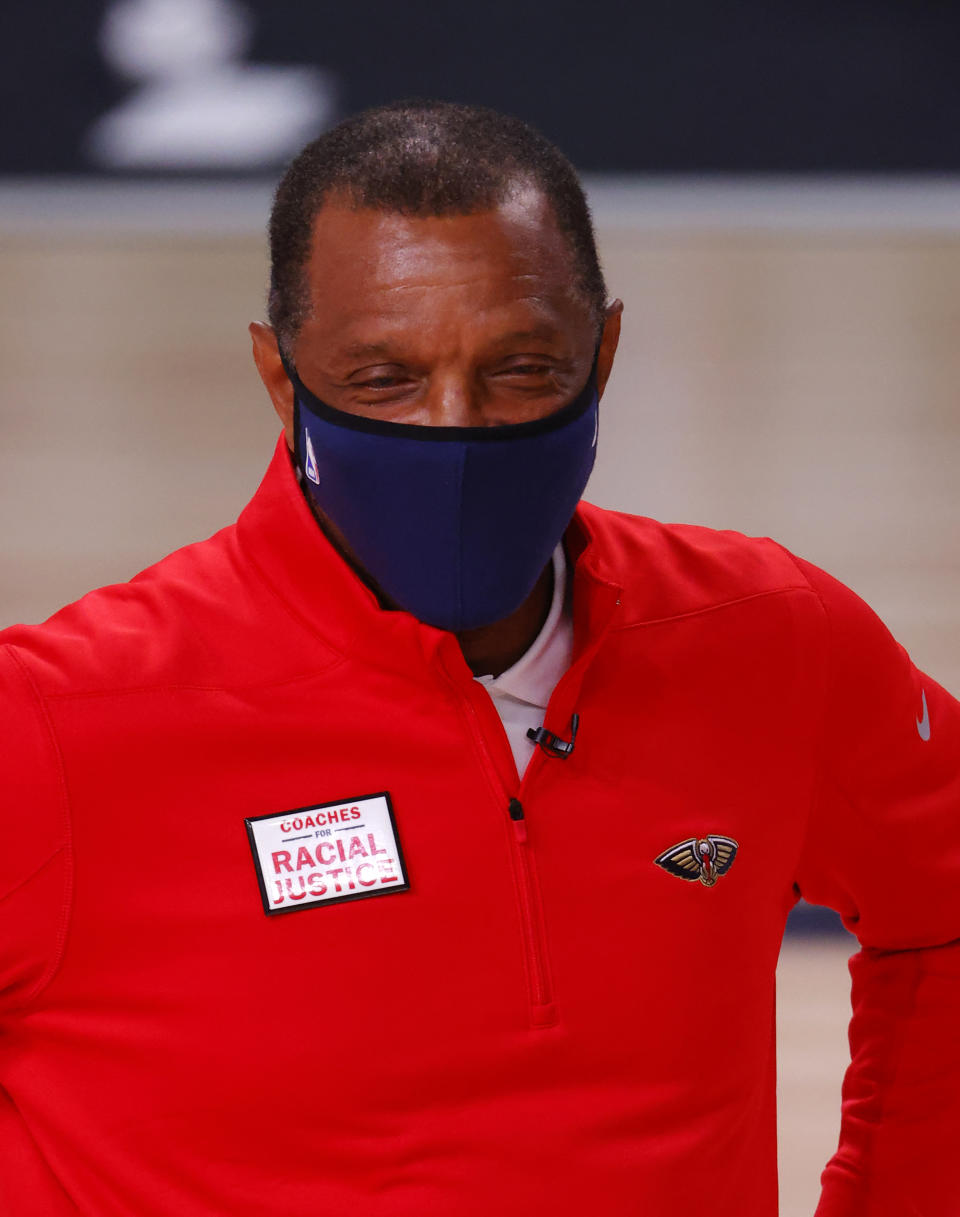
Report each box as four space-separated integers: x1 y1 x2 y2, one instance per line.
245 792 410 915
654 835 739 887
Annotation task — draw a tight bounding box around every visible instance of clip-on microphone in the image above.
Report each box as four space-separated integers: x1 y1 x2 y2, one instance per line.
527 713 580 759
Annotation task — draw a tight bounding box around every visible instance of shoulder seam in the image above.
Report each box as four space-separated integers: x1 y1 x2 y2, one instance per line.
611 582 817 633
40 662 349 702
2 645 76 1009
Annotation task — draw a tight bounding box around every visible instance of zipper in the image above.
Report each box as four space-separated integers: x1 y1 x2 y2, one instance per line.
507 797 556 1025
443 669 558 1028
433 576 621 1030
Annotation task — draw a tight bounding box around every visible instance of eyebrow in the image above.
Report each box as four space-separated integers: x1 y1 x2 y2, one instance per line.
337 326 565 363
340 342 397 360
488 326 564 349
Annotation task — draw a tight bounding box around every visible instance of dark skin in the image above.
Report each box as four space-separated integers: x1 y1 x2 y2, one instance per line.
250 185 622 676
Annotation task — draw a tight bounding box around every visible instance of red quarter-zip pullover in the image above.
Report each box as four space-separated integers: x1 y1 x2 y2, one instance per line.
1 437 958 1216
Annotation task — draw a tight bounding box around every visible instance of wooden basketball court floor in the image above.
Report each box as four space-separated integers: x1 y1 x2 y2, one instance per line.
1 181 958 1215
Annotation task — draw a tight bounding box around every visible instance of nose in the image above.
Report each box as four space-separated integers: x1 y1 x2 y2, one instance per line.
424 371 488 428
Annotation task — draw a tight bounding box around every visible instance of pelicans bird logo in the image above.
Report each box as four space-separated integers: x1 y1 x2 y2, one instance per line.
654 835 739 887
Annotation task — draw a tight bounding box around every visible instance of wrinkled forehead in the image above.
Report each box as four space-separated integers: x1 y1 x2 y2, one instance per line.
303 188 585 318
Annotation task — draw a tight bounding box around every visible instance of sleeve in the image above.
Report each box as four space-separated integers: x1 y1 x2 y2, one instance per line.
787 557 960 1217
0 644 72 1014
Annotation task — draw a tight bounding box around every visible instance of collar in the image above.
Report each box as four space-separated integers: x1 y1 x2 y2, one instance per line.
236 434 623 677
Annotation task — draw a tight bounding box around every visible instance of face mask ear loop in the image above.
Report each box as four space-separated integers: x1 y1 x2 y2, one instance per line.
292 396 306 481
277 346 316 412
589 340 602 386
277 343 298 385
278 348 308 479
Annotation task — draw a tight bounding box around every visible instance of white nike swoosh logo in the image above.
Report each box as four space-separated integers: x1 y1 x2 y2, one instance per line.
916 689 931 742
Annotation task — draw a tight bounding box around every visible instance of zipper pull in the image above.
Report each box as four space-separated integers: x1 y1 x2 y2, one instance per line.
508 797 527 844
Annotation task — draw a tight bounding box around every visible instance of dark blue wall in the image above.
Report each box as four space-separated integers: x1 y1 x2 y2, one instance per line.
4 1 958 175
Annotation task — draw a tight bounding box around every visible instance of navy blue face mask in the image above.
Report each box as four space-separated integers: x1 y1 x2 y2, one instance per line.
283 357 599 633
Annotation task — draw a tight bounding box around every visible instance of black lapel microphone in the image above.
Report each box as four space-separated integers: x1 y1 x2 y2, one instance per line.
527 713 580 759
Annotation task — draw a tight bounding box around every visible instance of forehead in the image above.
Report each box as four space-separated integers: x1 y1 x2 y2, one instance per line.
300 190 586 340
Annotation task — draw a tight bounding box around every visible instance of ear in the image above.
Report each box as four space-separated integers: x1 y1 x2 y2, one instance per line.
249 321 295 450
595 299 623 400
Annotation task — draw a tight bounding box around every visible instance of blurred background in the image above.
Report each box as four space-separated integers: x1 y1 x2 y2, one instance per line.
2 2 959 1212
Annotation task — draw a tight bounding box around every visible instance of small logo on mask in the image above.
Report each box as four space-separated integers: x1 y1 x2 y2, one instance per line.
304 431 320 484
654 835 739 887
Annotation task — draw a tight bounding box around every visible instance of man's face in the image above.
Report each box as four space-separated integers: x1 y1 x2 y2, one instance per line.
252 186 621 442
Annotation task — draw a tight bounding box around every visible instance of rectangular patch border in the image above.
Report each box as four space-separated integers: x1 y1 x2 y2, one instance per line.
245 790 410 916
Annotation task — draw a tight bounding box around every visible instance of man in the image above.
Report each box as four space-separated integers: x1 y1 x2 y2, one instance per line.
1 101 957 1217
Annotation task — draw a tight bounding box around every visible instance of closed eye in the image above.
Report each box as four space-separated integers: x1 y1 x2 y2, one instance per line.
357 375 409 390
502 364 551 376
